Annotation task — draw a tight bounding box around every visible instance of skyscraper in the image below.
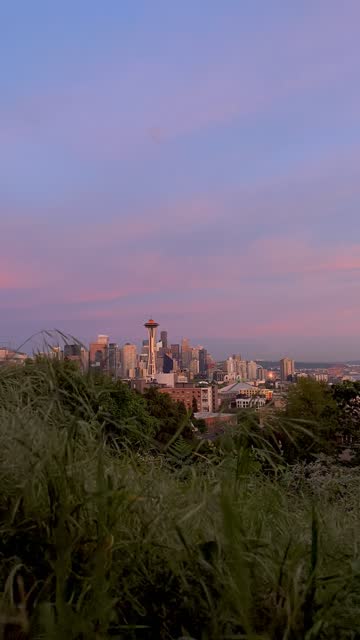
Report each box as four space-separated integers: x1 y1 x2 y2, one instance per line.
144 318 159 379
247 360 257 381
226 356 235 376
199 348 208 375
121 343 137 378
163 353 174 373
257 366 267 380
89 334 109 371
236 358 247 379
170 344 180 359
64 343 82 358
64 343 88 371
160 330 168 349
181 338 192 369
280 357 295 381
108 343 121 378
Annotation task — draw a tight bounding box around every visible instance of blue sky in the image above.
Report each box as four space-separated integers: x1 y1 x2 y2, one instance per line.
1 1 360 359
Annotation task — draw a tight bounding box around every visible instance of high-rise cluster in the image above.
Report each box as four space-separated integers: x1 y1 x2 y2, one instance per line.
83 320 216 384
31 320 297 420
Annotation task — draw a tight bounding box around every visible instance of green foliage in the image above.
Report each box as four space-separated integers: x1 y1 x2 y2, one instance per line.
143 387 193 444
0 361 360 637
286 378 338 425
194 417 207 434
331 381 360 452
282 378 340 461
331 380 360 406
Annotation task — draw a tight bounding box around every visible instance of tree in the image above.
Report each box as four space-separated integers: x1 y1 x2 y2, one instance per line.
331 381 360 458
282 378 339 461
143 388 194 445
331 380 360 407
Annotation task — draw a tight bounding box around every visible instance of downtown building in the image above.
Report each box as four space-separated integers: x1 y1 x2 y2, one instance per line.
64 343 89 371
89 334 109 371
121 343 137 378
280 357 295 381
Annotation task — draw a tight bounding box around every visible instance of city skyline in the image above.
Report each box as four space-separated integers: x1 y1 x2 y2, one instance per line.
2 321 360 362
2 320 359 365
2 2 360 359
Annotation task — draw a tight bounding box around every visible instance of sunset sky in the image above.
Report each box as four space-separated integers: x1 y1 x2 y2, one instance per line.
2 1 360 359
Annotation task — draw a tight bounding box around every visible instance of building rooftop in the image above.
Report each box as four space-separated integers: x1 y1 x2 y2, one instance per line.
219 382 255 395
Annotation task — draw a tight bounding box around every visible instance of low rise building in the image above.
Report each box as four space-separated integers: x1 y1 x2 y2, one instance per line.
158 384 219 412
233 395 267 409
219 381 272 407
154 372 175 387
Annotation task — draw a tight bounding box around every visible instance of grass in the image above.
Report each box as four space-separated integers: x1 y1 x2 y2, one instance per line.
0 359 360 638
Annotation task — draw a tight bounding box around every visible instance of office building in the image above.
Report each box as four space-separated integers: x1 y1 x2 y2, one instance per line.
247 360 257 381
189 357 200 376
181 338 192 369
225 356 235 376
64 344 82 358
257 366 267 380
89 335 109 371
212 369 226 383
163 353 174 373
280 357 295 381
121 343 137 378
64 343 88 371
160 330 168 349
108 343 121 378
199 348 208 375
237 359 247 379
170 344 180 362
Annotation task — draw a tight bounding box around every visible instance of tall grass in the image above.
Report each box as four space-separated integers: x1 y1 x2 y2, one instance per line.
0 359 359 638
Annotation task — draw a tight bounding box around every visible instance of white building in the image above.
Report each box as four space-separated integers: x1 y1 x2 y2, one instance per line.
235 396 267 409
154 372 175 387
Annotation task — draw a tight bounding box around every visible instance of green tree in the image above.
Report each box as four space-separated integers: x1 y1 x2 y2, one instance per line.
192 417 207 434
282 378 339 461
331 381 360 458
143 387 193 445
331 380 360 406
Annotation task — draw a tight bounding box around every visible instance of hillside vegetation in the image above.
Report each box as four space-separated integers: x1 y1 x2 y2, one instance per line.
0 359 360 639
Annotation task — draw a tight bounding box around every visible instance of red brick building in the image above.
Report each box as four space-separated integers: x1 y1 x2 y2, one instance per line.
158 384 219 412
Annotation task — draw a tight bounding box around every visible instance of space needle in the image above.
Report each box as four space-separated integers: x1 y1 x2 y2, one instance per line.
144 318 159 379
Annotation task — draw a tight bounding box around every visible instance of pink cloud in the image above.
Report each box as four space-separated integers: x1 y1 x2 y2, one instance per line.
0 259 42 290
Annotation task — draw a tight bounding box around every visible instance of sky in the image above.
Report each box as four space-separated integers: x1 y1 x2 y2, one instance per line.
1 1 360 360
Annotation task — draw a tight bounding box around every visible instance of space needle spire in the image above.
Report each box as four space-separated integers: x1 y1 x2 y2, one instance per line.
144 318 159 379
